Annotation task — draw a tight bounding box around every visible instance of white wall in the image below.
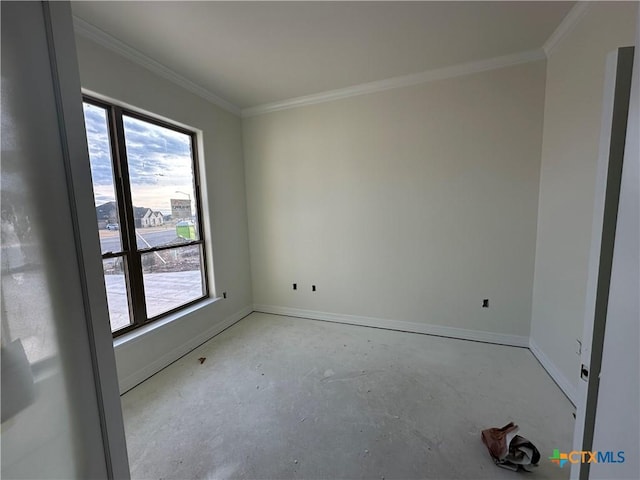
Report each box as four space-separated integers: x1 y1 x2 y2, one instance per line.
530 2 638 397
73 2 637 405
243 61 546 342
74 35 253 392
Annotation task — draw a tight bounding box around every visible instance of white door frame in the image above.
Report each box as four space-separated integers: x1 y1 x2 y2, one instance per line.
571 46 636 480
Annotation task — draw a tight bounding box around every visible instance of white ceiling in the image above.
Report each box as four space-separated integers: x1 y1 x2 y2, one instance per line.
71 1 574 111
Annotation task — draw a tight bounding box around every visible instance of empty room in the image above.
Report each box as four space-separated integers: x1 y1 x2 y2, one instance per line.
1 1 638 479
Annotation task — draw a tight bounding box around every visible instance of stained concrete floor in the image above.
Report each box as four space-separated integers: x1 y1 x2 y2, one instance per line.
121 312 575 479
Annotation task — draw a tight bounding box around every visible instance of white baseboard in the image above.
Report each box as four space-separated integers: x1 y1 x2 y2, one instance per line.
256 305 580 405
253 304 529 348
118 305 253 393
116 304 578 408
529 338 578 406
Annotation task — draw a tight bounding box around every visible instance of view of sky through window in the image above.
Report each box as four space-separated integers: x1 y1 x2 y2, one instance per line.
83 104 196 215
83 103 117 206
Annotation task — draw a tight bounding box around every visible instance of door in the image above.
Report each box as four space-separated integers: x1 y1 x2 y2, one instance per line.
1 1 129 478
588 15 640 478
571 44 637 479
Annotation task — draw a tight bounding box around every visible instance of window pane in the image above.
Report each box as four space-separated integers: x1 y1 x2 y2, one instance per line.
122 115 200 251
82 103 123 254
141 245 204 318
103 257 132 332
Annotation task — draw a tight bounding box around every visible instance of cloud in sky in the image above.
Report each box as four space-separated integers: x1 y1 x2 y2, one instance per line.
83 103 114 187
83 103 196 215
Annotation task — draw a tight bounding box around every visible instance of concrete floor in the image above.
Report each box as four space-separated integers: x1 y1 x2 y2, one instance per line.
121 312 575 479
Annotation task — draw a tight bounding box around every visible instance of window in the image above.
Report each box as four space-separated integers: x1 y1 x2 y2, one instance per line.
82 97 208 336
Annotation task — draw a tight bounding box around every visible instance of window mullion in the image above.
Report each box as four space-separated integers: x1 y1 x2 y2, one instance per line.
190 134 209 299
110 107 149 326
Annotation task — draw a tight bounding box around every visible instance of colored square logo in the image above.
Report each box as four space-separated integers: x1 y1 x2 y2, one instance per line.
550 449 568 468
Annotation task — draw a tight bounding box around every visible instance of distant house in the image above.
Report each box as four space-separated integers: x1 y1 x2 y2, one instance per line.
95 201 118 229
140 210 164 228
96 202 163 228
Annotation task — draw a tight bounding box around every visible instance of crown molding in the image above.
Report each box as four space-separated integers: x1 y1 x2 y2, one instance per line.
242 49 546 117
72 14 554 119
543 2 591 58
72 16 241 116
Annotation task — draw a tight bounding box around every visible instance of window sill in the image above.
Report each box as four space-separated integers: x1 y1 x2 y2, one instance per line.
113 296 222 349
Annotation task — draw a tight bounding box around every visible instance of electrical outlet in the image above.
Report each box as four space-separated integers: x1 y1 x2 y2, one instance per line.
293 283 297 290
482 299 489 308
312 285 316 292
222 292 227 299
